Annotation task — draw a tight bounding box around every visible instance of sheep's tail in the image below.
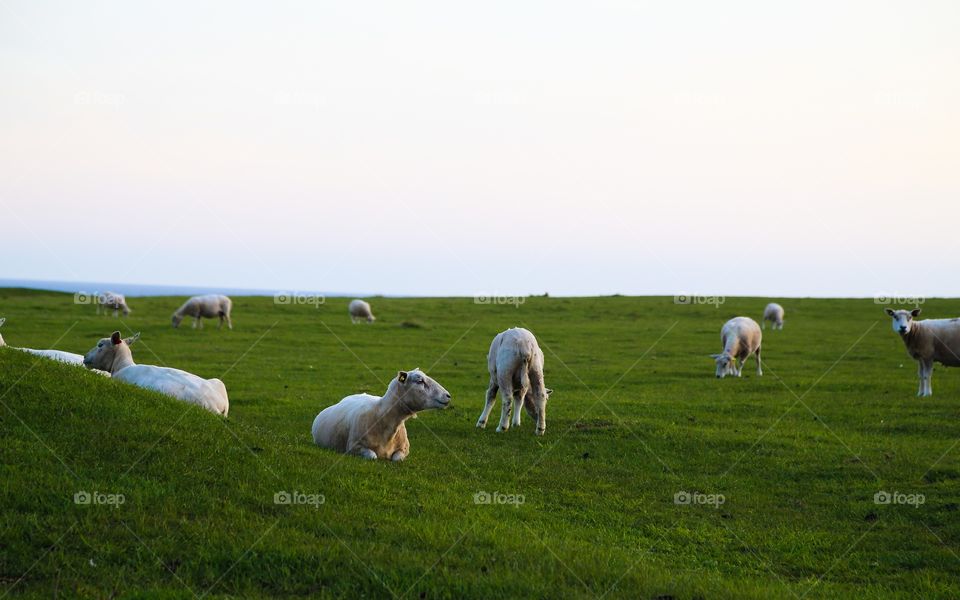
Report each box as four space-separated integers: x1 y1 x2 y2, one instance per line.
209 378 229 417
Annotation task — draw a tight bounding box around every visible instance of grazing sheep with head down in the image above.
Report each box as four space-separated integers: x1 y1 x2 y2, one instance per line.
885 308 960 397
311 368 450 460
83 331 229 415
476 327 553 435
348 299 375 323
172 295 233 329
712 317 763 379
762 303 784 330
97 291 130 317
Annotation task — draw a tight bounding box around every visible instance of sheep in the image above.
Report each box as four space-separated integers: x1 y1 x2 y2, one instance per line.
311 368 450 460
762 303 784 330
97 291 130 317
348 299 375 323
885 308 960 397
0 317 110 373
82 331 229 415
475 327 553 435
172 294 233 329
711 317 763 379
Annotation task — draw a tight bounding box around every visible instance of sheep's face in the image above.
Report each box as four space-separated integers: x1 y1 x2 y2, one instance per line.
711 353 735 378
396 369 451 411
172 314 183 328
885 308 921 335
83 331 139 371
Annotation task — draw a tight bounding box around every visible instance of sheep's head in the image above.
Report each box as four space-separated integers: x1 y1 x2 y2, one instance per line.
710 352 736 378
171 313 183 328
83 331 140 372
0 317 5 346
885 308 921 335
523 387 553 417
395 368 451 411
367 314 376 323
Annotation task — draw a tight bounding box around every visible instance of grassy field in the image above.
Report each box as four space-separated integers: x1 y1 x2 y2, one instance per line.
1 288 959 598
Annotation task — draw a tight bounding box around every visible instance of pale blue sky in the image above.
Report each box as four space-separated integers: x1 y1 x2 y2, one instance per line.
1 1 958 296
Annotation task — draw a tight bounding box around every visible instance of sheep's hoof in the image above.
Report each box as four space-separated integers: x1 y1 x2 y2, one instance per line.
496 425 507 433
476 421 486 429
535 428 545 436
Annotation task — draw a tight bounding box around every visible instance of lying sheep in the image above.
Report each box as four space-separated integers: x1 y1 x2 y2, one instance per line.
476 327 552 435
97 291 130 317
312 368 450 460
172 294 233 329
762 303 784 330
0 317 109 373
712 317 763 379
885 308 960 397
348 299 375 323
83 331 229 415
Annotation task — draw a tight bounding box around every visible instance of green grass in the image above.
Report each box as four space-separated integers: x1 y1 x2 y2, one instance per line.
1 288 959 598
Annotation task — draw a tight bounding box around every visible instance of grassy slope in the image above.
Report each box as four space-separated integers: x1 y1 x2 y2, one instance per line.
1 288 959 598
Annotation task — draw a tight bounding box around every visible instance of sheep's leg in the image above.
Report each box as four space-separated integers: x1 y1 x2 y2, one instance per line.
736 354 746 377
762 320 767 330
917 361 926 397
496 383 514 432
755 347 762 376
226 313 233 330
513 368 530 428
512 389 525 428
476 375 499 428
921 360 934 397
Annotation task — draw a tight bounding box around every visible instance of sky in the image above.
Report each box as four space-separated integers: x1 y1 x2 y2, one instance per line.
1 0 958 297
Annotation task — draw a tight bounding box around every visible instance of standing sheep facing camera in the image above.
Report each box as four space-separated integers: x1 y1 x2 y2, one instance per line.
348 299 375 323
476 327 553 435
712 317 763 379
172 295 233 329
885 308 960 397
311 368 451 460
83 331 229 415
97 291 130 317
762 303 784 330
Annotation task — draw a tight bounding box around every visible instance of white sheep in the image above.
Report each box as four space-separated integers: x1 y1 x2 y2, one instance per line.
82 331 229 415
348 299 375 323
711 317 763 378
0 317 108 373
97 291 130 317
885 308 960 397
172 295 233 329
475 327 552 435
762 303 784 330
312 368 450 460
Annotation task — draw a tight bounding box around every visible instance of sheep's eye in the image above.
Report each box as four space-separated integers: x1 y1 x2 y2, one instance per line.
418 379 427 386
97 343 103 348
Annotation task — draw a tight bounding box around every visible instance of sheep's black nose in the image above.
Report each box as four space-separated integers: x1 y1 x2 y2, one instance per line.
445 392 451 399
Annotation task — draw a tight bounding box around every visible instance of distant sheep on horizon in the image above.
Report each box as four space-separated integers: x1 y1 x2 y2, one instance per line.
172 295 233 329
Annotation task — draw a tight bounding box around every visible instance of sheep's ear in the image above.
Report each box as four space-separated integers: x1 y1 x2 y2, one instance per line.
710 353 721 359
397 371 408 383
110 331 122 345
125 332 141 345
884 308 896 317
910 308 922 317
